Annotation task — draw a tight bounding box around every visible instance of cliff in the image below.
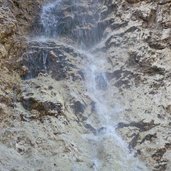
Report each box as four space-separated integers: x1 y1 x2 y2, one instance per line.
1 0 171 171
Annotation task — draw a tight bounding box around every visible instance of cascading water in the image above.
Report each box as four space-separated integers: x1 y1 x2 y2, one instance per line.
30 0 149 170
41 0 62 37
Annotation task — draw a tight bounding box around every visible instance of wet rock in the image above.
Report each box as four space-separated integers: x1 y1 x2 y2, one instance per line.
71 101 87 121
19 41 79 80
129 133 140 149
106 69 140 89
117 120 160 132
71 101 85 114
95 73 108 90
114 79 130 89
84 124 96 134
35 0 106 46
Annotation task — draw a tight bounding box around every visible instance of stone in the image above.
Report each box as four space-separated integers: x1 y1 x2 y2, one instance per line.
2 0 171 170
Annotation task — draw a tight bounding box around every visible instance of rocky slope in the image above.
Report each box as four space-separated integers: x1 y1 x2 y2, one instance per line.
1 0 171 171
0 0 45 117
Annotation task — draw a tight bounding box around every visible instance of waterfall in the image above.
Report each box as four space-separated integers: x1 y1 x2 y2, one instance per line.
41 0 62 37
29 0 150 170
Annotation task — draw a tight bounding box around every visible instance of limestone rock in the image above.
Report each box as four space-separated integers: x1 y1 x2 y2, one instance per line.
2 0 171 171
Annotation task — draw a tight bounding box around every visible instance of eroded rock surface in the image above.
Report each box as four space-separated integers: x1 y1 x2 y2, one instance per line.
1 0 171 171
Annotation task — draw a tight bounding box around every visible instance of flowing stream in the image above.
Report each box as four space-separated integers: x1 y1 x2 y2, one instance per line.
31 0 149 170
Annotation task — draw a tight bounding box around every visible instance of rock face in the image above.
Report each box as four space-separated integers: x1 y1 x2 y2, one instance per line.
103 1 171 170
1 0 171 171
0 0 45 115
